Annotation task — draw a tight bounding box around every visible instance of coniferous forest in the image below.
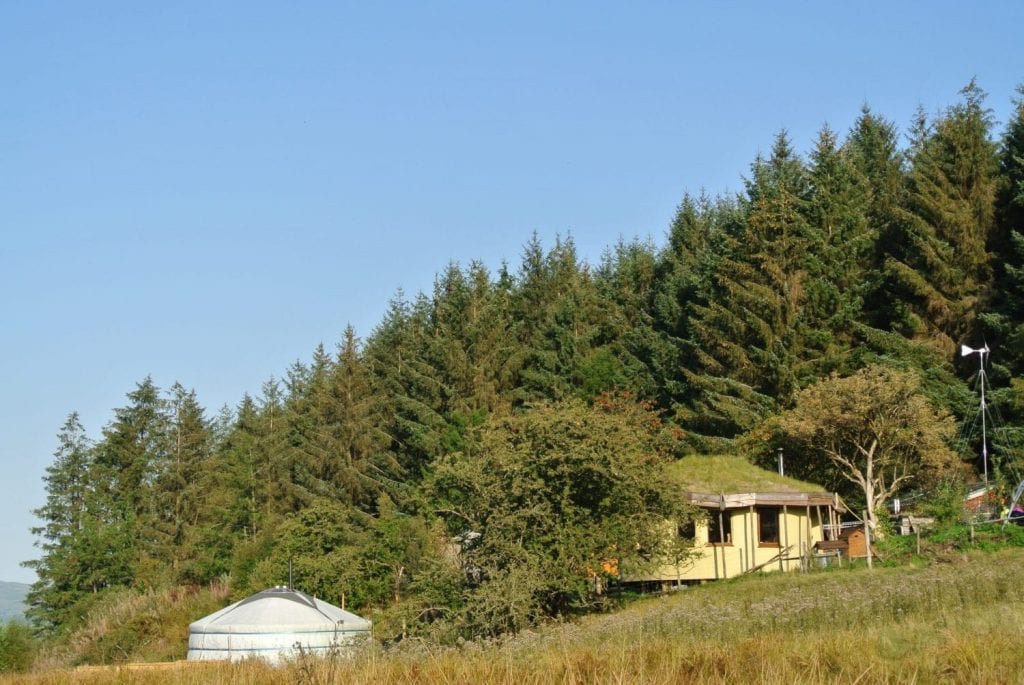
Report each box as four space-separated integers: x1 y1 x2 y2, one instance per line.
24 81 1024 644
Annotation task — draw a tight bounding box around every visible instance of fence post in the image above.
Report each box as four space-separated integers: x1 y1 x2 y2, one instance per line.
864 510 873 570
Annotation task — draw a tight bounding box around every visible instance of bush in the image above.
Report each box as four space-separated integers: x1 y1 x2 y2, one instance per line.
0 621 37 673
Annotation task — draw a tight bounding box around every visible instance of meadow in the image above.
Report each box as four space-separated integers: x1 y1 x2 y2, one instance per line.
5 546 1024 684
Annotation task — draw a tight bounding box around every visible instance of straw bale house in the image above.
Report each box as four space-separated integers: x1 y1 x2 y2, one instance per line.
621 456 844 587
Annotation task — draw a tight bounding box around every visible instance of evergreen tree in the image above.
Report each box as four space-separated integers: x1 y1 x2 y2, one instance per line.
592 238 662 400
508 235 607 403
981 86 1024 378
90 377 171 587
882 81 999 347
800 125 874 375
366 291 448 479
649 194 732 428
847 106 908 333
427 261 513 416
152 384 211 580
320 325 396 507
24 414 93 630
682 133 814 439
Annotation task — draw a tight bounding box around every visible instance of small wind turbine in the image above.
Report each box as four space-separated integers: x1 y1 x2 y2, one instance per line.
961 343 991 483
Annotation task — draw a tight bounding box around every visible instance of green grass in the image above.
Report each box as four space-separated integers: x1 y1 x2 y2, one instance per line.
7 548 1024 683
667 454 827 494
28 582 232 671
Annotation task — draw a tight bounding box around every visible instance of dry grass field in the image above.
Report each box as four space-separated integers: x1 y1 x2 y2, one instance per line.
6 548 1024 684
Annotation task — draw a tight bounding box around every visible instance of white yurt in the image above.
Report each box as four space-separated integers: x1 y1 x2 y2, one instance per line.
187 586 371 663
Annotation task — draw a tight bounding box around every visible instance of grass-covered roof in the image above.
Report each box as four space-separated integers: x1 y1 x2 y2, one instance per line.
667 455 828 494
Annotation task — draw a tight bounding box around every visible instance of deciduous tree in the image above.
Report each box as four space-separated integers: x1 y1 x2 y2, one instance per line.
760 365 962 530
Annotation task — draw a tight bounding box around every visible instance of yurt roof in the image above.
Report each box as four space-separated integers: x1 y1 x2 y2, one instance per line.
190 587 371 634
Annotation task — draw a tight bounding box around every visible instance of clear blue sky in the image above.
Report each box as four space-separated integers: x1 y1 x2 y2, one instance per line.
2 1 1022 584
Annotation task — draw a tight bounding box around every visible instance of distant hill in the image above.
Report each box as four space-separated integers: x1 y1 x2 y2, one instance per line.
0 581 30 622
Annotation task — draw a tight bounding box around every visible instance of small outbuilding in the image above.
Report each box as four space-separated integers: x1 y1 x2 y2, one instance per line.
817 526 877 560
187 586 371 664
621 456 845 586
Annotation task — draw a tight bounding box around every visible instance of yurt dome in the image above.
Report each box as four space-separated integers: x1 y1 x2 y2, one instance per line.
187 586 371 663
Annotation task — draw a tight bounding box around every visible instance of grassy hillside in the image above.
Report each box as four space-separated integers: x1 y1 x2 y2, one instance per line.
6 548 1024 683
0 584 29 624
667 455 828 493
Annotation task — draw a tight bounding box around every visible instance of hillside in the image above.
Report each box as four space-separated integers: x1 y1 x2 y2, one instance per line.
0 583 29 623
6 548 1024 683
22 82 1024 648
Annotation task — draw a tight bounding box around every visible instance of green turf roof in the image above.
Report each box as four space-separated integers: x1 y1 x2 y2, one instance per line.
667 455 827 494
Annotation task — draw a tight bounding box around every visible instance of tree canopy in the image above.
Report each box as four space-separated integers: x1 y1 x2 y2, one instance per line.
24 81 1024 642
757 365 963 529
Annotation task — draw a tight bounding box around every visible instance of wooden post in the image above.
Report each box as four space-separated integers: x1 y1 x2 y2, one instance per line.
713 540 719 580
863 510 873 570
814 505 823 566
805 505 812 569
719 510 727 578
749 505 755 571
916 528 921 556
782 505 790 571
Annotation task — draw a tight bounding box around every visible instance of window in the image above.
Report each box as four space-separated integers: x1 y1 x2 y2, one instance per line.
677 520 696 540
759 507 780 545
707 509 731 544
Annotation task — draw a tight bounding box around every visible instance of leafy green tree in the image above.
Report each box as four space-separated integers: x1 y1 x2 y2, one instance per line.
848 106 907 329
247 497 440 616
0 622 37 673
758 365 962 530
428 395 694 635
427 261 515 417
28 414 91 553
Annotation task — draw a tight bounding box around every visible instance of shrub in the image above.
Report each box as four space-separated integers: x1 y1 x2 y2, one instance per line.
0 621 37 673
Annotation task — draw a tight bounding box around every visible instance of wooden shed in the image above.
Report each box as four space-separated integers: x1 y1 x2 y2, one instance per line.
815 526 876 560
620 456 845 586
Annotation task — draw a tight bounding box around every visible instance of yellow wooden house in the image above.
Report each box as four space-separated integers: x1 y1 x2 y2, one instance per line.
622 456 844 586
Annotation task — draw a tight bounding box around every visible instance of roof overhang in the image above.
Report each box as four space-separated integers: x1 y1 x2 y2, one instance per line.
689 491 840 510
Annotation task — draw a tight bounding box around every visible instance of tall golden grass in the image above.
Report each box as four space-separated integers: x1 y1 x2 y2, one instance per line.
7 549 1024 684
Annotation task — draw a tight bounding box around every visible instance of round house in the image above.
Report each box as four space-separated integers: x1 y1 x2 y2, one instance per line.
187 586 371 663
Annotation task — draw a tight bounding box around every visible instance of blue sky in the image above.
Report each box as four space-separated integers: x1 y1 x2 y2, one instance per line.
2 2 1023 584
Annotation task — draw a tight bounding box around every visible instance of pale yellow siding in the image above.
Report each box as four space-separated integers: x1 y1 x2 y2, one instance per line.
625 505 829 583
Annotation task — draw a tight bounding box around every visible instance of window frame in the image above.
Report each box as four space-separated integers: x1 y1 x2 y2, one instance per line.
707 509 732 546
758 506 781 547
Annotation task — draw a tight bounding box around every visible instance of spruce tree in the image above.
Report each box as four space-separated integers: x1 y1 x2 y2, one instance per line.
152 384 211 580
882 81 999 347
682 133 813 439
366 291 448 480
981 86 1024 377
800 125 874 375
24 414 93 631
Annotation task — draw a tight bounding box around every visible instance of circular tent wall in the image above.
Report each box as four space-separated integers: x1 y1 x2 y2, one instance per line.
187 587 371 663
